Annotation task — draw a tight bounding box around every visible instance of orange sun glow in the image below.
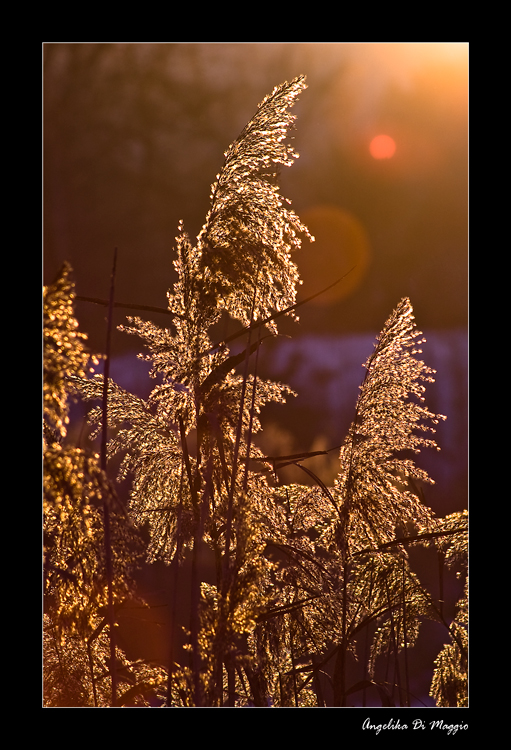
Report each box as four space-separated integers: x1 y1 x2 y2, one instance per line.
369 134 396 159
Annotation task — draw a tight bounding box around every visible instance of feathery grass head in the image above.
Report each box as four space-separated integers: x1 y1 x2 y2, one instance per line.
430 577 468 708
196 75 313 331
335 297 446 551
43 268 144 639
43 262 98 442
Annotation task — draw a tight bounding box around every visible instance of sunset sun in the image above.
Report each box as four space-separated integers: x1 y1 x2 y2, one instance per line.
369 134 396 159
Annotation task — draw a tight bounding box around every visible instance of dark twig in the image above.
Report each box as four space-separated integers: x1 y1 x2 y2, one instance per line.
204 267 356 355
76 295 187 319
101 248 118 707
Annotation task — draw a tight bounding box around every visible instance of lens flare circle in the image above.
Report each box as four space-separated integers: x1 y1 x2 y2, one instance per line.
369 134 396 159
296 205 371 306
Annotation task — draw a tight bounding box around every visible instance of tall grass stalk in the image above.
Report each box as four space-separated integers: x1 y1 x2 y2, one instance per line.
100 248 117 707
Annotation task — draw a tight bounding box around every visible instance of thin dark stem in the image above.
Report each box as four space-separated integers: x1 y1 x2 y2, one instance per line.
204 267 356 356
362 566 375 707
190 455 213 707
176 412 204 706
352 528 466 557
222 273 259 589
242 320 262 492
86 615 109 707
281 461 341 517
384 575 401 706
167 462 185 707
77 268 356 339
332 560 350 706
76 294 187 319
312 657 326 707
293 642 300 708
86 643 98 707
101 248 117 707
401 556 410 707
177 415 198 513
438 550 445 620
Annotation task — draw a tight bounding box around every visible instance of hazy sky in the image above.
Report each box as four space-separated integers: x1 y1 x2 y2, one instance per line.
44 42 468 351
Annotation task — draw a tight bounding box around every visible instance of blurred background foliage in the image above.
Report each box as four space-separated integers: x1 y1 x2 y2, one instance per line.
43 43 468 342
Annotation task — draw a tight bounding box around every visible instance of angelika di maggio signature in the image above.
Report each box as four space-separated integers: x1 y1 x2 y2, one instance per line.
362 717 468 736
